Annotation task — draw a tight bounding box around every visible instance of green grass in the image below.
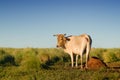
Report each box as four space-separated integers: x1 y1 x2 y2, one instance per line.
0 48 120 80
0 65 120 80
90 48 120 62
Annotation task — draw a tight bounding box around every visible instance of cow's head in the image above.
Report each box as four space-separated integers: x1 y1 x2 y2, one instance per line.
53 34 67 48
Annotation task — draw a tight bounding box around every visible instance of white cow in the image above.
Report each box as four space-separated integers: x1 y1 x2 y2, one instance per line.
54 34 92 69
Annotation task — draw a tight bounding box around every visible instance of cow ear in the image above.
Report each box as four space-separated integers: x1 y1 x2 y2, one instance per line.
66 37 70 41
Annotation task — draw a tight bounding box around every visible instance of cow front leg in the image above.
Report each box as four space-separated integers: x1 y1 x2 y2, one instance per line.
70 54 74 67
80 54 83 69
75 55 79 67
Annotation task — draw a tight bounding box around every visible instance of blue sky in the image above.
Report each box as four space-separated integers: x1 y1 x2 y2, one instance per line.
0 0 120 48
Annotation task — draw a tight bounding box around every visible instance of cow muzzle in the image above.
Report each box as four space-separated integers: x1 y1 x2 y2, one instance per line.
56 45 59 48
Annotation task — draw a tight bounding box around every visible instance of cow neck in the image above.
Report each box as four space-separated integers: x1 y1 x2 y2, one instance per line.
62 39 67 49
62 36 71 49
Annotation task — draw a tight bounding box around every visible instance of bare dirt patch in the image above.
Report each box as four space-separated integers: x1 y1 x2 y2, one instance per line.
87 57 107 70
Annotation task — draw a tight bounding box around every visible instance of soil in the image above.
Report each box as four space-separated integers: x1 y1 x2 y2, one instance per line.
87 57 107 70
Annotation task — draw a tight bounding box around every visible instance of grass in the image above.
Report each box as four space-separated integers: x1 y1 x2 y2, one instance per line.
90 48 120 62
0 65 120 80
0 48 120 80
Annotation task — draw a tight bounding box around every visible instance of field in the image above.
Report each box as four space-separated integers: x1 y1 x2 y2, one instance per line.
0 48 120 80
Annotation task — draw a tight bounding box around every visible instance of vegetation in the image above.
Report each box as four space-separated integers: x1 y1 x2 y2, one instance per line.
0 48 120 80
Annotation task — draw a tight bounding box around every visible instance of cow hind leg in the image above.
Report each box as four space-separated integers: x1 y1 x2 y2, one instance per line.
85 45 90 68
86 52 89 68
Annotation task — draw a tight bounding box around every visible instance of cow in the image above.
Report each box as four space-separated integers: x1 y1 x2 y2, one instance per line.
54 34 92 69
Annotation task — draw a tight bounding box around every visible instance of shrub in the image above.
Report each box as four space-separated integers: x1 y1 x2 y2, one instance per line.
0 50 15 66
103 51 118 63
90 48 107 60
20 55 41 71
37 53 50 65
13 50 24 66
37 48 70 66
20 50 49 70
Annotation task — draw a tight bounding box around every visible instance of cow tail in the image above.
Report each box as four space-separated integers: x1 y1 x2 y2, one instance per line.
85 35 92 49
88 35 92 49
86 35 92 60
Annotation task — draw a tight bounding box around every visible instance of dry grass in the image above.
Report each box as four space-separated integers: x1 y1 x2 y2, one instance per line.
0 48 120 80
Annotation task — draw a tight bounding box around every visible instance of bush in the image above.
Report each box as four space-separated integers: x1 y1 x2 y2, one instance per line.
20 55 41 71
37 48 70 66
13 50 24 66
90 48 107 60
19 50 49 70
0 50 15 66
37 53 50 64
103 51 119 63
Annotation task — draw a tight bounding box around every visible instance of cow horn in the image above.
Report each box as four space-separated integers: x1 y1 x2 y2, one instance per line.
64 34 66 36
53 34 57 36
66 35 72 37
